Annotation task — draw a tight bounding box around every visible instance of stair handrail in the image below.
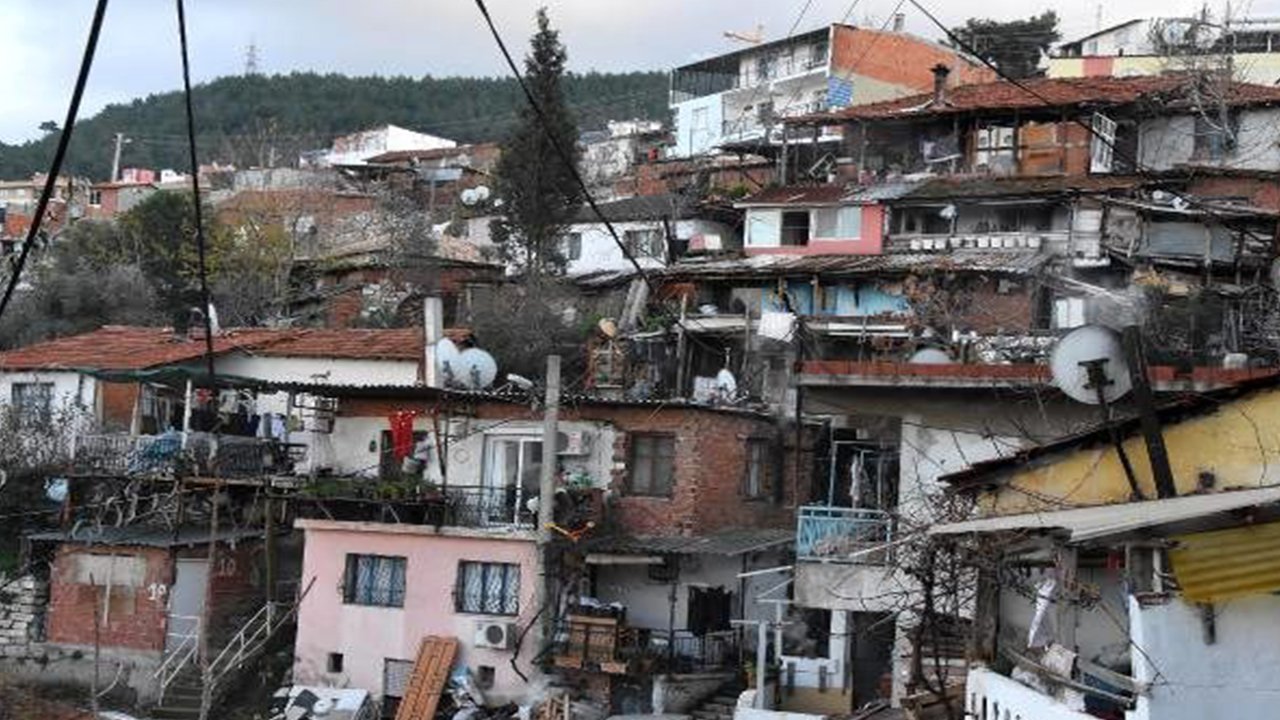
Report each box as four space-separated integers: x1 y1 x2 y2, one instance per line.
207 577 317 695
154 615 201 705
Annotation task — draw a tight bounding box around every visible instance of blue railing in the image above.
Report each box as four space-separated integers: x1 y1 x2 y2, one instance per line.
796 506 894 563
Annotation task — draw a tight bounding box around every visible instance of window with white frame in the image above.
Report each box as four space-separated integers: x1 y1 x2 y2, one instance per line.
780 211 811 246
481 435 542 524
629 433 675 496
456 561 520 615
562 232 582 261
343 554 406 607
813 206 863 240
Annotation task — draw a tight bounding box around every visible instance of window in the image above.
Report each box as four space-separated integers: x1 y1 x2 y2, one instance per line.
744 439 775 500
482 435 542 525
71 552 146 625
1194 112 1239 161
88 188 103 206
11 382 53 420
456 561 521 615
809 40 829 68
1090 113 1117 173
623 228 664 258
755 54 777 81
629 433 675 496
327 652 345 673
813 207 862 240
562 232 582 261
343 554 406 607
780 211 811 246
476 666 496 690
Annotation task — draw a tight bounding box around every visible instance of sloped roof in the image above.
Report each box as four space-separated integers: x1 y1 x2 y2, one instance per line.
798 75 1280 122
0 325 469 372
657 250 1051 281
571 193 700 224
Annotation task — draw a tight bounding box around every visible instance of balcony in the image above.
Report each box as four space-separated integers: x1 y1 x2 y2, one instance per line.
551 613 739 675
796 506 894 563
966 667 1095 720
71 432 300 479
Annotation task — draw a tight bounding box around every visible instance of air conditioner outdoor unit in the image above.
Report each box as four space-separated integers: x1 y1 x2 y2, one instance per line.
474 621 516 650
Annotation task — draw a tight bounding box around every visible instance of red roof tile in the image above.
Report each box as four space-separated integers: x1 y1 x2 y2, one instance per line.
804 75 1280 122
738 185 852 205
0 326 472 371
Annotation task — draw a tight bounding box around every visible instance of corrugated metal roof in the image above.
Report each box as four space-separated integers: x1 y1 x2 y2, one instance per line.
930 485 1280 543
1170 520 1280 603
28 525 265 548
657 251 1051 281
586 529 793 556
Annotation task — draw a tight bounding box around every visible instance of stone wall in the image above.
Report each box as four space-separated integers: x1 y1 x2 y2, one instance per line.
0 574 48 654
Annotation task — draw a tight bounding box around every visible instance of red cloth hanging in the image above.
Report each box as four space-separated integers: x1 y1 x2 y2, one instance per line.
388 411 416 461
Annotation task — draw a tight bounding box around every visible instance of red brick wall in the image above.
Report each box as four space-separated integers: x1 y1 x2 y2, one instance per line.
831 26 996 93
47 545 171 651
341 398 806 538
180 540 266 638
1188 175 1280 211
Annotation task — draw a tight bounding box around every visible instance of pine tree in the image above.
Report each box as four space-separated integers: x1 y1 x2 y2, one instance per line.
489 7 582 277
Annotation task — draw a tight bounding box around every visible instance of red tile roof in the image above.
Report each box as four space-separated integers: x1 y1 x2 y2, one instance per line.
804 75 1280 122
0 325 472 371
738 185 851 205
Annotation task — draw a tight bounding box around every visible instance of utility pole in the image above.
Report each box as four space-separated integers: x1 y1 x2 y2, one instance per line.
110 133 129 182
1122 326 1177 498
199 480 221 720
536 355 562 642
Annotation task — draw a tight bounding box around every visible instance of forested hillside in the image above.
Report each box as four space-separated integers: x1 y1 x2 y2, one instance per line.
0 70 669 180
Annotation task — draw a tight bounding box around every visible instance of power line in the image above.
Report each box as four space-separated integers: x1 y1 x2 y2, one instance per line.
175 0 218 387
471 0 655 294
0 0 109 323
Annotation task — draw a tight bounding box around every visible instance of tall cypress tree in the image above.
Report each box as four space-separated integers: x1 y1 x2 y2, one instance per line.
489 7 581 277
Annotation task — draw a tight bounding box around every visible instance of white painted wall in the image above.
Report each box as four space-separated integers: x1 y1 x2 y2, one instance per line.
214 354 420 388
563 218 735 277
1129 593 1280 720
672 95 725 158
0 370 94 414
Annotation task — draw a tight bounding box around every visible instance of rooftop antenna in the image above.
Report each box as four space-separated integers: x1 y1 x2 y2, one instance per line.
724 24 765 45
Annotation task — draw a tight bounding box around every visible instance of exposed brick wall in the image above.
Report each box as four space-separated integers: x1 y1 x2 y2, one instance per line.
830 26 996 92
1189 175 1280 212
46 545 171 651
341 398 808 538
180 540 266 640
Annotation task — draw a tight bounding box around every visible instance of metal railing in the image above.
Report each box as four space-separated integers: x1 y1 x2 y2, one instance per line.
436 485 538 529
796 506 895 563
155 615 200 705
71 432 299 478
552 621 739 674
207 601 289 690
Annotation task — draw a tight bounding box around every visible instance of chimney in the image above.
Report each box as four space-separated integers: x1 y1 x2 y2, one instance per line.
892 12 905 32
931 64 951 107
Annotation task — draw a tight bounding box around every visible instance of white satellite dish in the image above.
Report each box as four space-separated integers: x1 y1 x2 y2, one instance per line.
45 477 67 503
715 368 738 399
1050 325 1132 405
474 185 491 201
909 347 953 364
460 188 479 206
457 348 498 389
311 698 334 717
436 338 461 385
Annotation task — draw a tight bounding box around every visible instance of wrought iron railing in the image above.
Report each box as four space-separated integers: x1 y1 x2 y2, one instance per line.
796 506 895 563
433 485 538 529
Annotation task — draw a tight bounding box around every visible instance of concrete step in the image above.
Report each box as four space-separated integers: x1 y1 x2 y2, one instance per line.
151 706 203 720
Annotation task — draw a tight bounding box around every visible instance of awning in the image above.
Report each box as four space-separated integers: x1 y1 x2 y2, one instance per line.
585 529 793 559
1170 520 1280 603
929 485 1280 543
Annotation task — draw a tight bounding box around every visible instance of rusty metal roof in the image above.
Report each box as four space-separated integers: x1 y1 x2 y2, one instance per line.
656 251 1052 281
586 528 793 556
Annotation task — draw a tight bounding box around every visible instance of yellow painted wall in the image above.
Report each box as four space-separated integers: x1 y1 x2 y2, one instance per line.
1047 54 1280 85
979 387 1280 515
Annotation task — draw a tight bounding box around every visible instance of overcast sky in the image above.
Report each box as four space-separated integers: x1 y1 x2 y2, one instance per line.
3 0 1275 143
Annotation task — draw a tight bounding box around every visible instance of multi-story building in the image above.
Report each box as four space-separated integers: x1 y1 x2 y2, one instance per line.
668 23 995 158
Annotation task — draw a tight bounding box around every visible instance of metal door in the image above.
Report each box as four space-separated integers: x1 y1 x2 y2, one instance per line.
167 559 208 652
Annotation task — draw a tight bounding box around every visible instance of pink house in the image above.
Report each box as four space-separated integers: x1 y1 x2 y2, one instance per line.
737 185 886 256
292 520 539 712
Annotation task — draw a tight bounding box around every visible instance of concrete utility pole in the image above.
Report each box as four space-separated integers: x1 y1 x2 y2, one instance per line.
536 355 562 641
110 133 129 182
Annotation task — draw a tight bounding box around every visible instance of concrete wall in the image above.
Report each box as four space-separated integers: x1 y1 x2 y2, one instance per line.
1138 109 1280 173
1129 593 1280 720
0 369 94 415
1049 52 1280 86
293 520 539 704
672 95 725 158
564 218 736 277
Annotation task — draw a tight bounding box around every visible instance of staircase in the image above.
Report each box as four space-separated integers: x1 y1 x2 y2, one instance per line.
690 682 745 720
153 599 299 717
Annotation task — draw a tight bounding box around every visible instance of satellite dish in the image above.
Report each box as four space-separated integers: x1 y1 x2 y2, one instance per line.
909 348 953 364
1050 325 1132 405
715 368 738 399
436 338 461 385
311 698 334 717
460 188 479 206
474 185 491 201
45 477 67 503
457 348 498 389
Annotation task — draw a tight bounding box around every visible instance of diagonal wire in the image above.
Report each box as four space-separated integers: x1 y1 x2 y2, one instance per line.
0 0 110 323
174 0 218 385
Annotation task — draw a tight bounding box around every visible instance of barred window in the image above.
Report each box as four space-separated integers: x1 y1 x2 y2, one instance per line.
456 561 520 616
629 433 675 497
343 554 406 608
11 382 53 420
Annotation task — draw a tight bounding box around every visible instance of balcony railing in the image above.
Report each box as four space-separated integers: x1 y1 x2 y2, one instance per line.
71 432 300 479
796 506 894 563
966 667 1095 720
552 617 740 675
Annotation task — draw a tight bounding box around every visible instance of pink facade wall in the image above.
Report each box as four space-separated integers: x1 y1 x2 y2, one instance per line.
745 205 885 256
293 520 539 703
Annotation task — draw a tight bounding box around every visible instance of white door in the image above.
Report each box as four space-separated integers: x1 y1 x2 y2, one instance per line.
167 559 208 652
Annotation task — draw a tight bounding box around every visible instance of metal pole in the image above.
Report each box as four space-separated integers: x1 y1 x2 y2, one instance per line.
536 355 561 640
756 621 768 708
199 480 221 720
110 132 126 182
1122 326 1177 498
